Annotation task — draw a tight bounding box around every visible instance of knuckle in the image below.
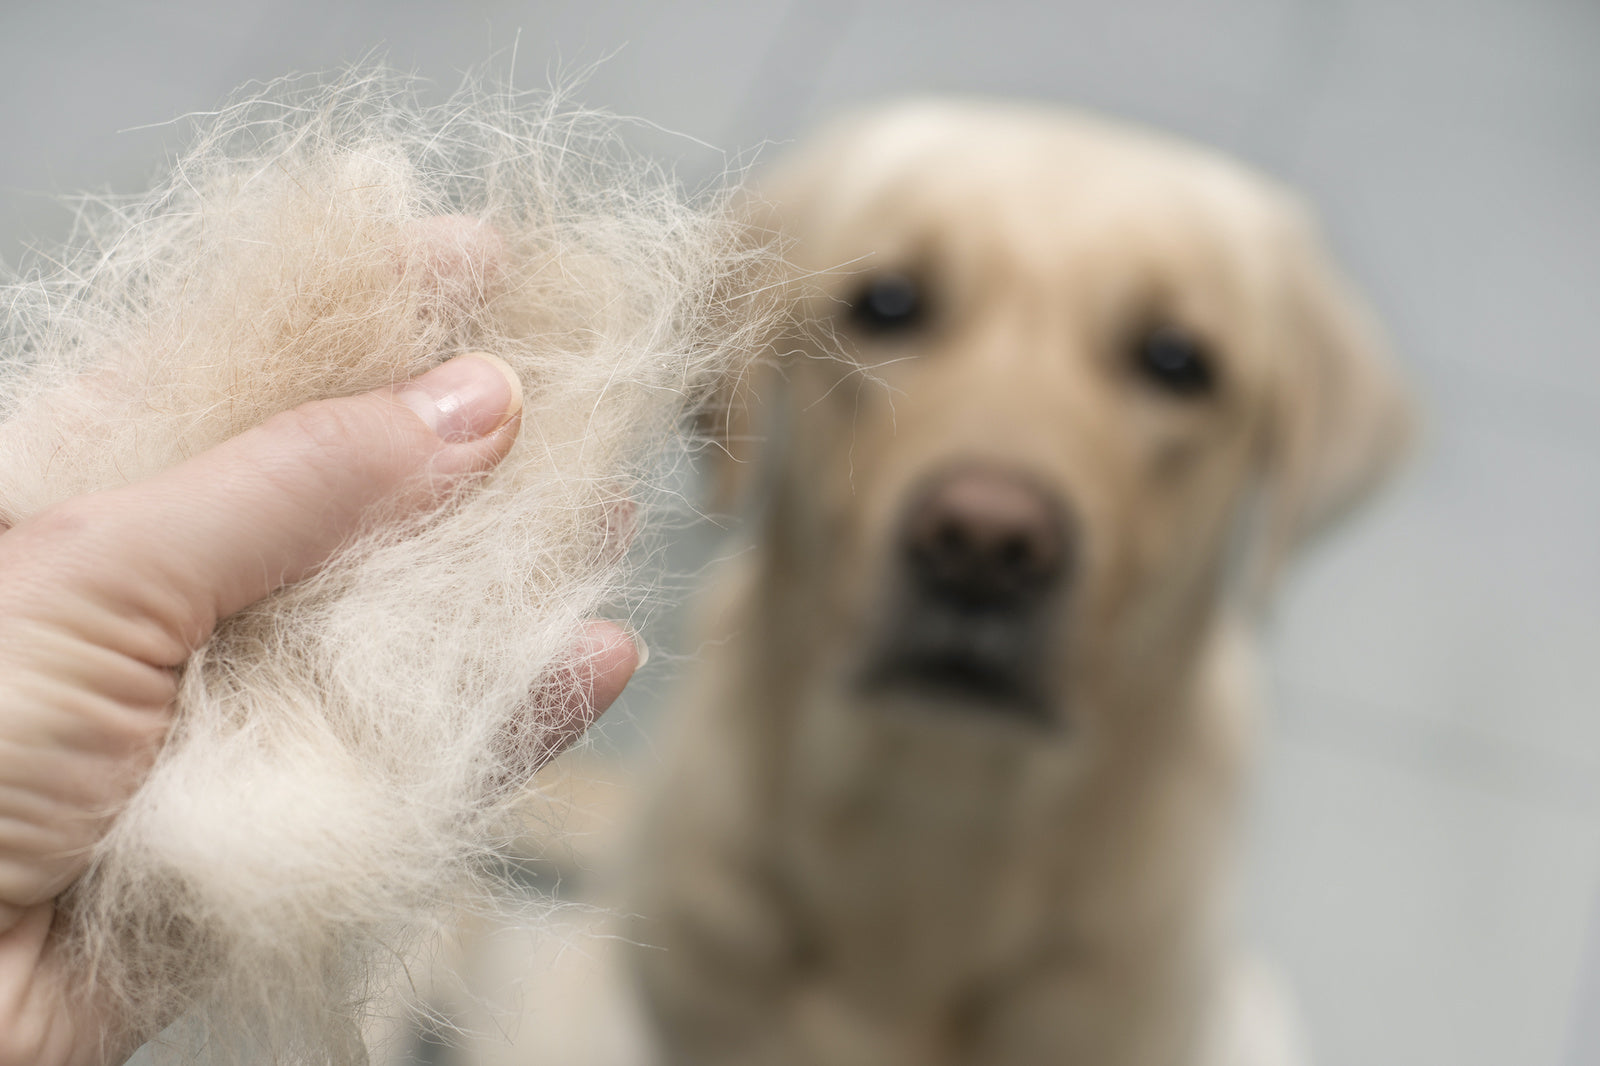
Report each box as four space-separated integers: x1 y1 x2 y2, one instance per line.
259 396 427 498
16 496 101 548
0 497 115 602
99 701 175 762
264 399 376 466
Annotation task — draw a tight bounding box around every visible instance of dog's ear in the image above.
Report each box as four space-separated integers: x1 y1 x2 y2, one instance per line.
1252 204 1414 585
695 347 786 518
692 196 795 519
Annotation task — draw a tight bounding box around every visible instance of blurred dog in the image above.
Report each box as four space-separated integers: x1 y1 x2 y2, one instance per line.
628 100 1410 1066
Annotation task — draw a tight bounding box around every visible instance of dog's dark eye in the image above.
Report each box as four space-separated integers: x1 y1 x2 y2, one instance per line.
847 274 924 334
1132 326 1217 398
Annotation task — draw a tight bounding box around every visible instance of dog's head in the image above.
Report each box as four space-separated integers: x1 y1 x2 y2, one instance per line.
713 100 1410 735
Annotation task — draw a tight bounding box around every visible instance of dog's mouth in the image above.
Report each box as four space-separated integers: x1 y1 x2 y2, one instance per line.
859 604 1059 726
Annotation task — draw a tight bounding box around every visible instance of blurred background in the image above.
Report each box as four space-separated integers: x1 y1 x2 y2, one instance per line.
3 2 1597 1064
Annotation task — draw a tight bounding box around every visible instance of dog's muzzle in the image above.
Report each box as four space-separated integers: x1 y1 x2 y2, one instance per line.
861 464 1071 723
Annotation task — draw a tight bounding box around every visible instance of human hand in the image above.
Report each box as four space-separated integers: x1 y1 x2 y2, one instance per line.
0 352 640 1066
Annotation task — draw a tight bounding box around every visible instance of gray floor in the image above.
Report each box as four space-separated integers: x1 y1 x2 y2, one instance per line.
4 2 1598 1064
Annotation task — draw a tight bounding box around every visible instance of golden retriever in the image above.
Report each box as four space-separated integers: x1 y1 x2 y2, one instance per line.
624 99 1410 1066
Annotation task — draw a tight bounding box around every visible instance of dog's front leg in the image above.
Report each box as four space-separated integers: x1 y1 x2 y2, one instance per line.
626 656 817 1065
961 950 1216 1066
783 985 959 1066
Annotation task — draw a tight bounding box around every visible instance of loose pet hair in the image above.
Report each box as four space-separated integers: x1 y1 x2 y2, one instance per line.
0 69 770 1065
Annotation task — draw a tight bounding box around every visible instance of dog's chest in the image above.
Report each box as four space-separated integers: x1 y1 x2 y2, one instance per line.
775 703 1085 1006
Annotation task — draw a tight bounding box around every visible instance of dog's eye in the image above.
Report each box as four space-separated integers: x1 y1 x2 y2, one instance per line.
1132 326 1217 398
847 274 924 334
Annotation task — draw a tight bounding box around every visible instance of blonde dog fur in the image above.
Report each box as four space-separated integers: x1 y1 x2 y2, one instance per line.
628 100 1410 1066
0 71 769 1065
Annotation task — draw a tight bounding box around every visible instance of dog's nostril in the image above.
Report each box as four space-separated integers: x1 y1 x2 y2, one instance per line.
902 467 1069 606
998 534 1031 570
934 520 969 556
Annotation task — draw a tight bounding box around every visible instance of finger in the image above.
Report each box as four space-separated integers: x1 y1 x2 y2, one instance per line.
0 902 141 1066
566 620 646 726
503 621 644 777
0 905 75 1066
1 352 522 664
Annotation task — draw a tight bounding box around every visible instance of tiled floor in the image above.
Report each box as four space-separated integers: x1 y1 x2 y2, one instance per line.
5 2 1596 1063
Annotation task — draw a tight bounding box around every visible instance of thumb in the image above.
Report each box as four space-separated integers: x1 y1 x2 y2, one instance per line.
1 351 522 664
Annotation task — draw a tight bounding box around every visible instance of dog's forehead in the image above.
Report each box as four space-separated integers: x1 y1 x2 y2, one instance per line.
771 100 1289 266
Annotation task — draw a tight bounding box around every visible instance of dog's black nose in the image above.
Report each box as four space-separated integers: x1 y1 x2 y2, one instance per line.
902 466 1069 608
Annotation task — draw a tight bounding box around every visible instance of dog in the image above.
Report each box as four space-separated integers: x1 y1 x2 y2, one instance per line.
625 99 1410 1066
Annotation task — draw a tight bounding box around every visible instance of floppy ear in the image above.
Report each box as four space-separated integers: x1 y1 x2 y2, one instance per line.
693 164 837 519
695 345 788 518
691 196 797 520
1256 205 1414 579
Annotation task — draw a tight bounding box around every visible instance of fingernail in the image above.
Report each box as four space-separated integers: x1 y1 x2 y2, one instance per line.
626 627 650 670
398 352 522 442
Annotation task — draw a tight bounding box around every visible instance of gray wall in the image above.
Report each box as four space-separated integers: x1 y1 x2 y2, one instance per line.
5 2 1598 1064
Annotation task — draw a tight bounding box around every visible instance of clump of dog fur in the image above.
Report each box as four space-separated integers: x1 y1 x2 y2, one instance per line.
0 71 769 1064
